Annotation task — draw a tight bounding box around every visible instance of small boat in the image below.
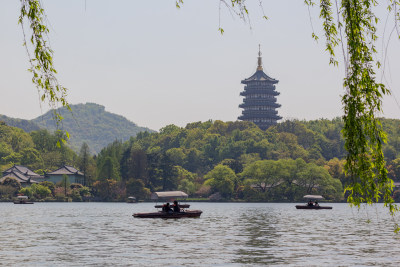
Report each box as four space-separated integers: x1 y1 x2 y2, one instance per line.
295 195 332 210
133 210 202 218
13 195 34 204
133 191 202 219
127 196 137 203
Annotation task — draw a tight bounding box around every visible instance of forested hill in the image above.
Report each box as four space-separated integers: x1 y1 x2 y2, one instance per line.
91 118 400 202
31 103 154 154
0 115 41 132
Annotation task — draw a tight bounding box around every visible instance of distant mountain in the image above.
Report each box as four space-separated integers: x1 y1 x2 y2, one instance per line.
31 103 154 154
0 115 41 132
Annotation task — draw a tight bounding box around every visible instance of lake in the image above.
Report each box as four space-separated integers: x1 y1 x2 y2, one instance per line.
1 202 400 266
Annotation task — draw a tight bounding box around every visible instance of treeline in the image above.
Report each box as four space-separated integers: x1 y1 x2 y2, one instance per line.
94 119 348 201
2 118 400 202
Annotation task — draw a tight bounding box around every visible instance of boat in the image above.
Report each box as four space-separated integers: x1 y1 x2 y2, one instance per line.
127 196 137 203
13 195 34 204
295 195 332 209
133 191 202 219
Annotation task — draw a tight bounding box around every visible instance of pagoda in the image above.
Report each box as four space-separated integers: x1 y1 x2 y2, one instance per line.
238 46 282 130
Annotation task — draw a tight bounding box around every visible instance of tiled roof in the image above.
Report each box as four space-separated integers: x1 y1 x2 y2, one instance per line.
2 165 41 177
1 171 39 184
47 165 84 176
241 70 278 84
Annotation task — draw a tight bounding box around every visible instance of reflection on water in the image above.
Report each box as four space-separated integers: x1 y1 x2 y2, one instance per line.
0 202 400 266
234 207 282 265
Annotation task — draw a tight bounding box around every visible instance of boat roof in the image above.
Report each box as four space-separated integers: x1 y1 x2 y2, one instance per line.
17 196 29 199
151 191 188 200
303 195 324 200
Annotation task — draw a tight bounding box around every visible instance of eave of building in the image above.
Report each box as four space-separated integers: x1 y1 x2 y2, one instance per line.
241 70 279 84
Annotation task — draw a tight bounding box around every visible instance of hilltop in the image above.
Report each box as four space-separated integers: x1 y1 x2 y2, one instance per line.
0 115 41 132
0 103 153 154
32 103 153 153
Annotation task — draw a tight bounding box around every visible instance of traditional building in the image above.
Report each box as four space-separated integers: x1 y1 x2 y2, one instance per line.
238 47 282 130
45 165 84 185
1 165 44 187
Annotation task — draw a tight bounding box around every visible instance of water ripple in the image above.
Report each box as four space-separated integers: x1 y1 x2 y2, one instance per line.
1 202 400 266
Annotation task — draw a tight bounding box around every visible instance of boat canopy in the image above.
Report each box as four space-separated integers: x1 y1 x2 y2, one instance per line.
151 191 188 200
303 195 324 200
17 196 29 199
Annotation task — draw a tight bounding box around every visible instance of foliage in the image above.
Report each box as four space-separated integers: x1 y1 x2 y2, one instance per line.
301 0 400 214
32 103 153 153
125 178 150 200
0 115 40 132
40 181 55 196
1 177 22 190
19 187 33 198
58 174 70 197
19 0 69 129
204 164 237 199
0 185 18 199
30 183 51 199
92 179 122 201
78 142 93 186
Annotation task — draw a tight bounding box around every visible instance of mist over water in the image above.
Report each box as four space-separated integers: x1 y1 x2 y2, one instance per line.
1 202 399 266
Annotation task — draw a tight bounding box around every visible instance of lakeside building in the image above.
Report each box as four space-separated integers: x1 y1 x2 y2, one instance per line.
45 165 84 185
1 164 85 186
238 47 282 130
1 165 44 187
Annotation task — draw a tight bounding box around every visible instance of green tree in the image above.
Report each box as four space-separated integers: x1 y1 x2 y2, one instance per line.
241 160 288 193
204 164 236 199
98 156 120 181
126 178 150 200
59 174 70 197
1 177 21 191
78 142 91 186
31 183 51 199
39 181 55 196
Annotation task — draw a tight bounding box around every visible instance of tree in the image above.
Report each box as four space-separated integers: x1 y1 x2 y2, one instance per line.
92 179 120 201
204 164 236 199
31 184 51 199
60 174 70 197
78 143 90 186
126 178 150 200
1 177 21 191
98 156 120 181
241 160 288 193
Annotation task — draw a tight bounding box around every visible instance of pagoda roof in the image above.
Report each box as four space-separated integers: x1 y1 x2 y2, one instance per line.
241 70 278 84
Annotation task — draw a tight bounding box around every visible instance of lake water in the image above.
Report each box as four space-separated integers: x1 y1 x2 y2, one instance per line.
1 202 400 266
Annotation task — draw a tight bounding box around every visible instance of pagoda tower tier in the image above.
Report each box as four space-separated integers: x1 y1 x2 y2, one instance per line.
238 46 282 130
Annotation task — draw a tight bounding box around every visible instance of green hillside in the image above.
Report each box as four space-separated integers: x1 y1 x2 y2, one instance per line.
0 115 41 132
32 103 153 154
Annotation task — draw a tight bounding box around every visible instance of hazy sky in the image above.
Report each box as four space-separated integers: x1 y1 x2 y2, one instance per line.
1 0 399 131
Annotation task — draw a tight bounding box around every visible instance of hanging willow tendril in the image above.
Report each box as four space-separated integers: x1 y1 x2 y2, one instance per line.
303 0 400 230
19 0 70 146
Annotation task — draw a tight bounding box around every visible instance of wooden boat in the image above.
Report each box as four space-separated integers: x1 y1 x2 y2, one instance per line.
127 196 137 203
13 195 34 204
133 210 202 218
133 191 202 219
295 205 332 210
295 195 332 210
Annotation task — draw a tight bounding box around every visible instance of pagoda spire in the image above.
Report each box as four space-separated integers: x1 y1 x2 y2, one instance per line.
257 44 263 71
